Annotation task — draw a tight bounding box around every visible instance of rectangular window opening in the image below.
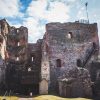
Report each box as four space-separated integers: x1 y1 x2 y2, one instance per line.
56 59 61 67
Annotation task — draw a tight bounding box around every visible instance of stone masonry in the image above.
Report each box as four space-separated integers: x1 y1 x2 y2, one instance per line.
41 22 99 97
0 19 99 98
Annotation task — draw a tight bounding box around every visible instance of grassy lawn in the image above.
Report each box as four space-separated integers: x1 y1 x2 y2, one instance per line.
0 95 92 100
0 96 18 100
33 95 92 100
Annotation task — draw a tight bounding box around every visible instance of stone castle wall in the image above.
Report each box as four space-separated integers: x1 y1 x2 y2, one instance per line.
0 19 28 62
6 26 28 62
0 19 99 97
45 22 99 93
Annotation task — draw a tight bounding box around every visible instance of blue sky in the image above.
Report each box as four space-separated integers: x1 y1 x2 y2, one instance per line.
0 0 100 43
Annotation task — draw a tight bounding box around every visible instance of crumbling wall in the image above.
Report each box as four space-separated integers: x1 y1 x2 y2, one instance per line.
0 19 28 62
6 26 28 62
0 19 29 92
0 19 8 93
90 61 100 98
58 68 92 98
0 19 42 94
45 22 99 94
0 19 9 59
27 39 42 84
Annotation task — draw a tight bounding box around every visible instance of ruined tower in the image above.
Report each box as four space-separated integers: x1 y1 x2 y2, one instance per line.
6 26 28 62
0 19 42 94
5 22 28 92
40 21 99 96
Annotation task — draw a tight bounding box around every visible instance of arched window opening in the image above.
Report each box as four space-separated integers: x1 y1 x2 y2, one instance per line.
77 59 82 67
17 29 19 33
16 57 19 61
46 44 49 53
43 51 47 55
28 67 31 72
18 42 20 46
56 59 61 67
93 42 96 49
32 56 34 62
67 32 73 39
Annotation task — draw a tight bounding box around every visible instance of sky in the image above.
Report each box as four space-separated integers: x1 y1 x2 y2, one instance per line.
0 0 100 43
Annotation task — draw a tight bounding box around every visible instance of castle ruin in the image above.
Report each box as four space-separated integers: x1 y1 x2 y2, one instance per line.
0 19 100 98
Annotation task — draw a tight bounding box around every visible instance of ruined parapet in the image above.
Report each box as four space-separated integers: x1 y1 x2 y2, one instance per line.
46 22 99 45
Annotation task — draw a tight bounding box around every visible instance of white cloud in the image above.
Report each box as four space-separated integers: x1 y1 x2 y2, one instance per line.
49 0 77 4
77 7 87 20
0 0 21 17
27 0 70 22
26 0 71 42
45 1 70 22
1 0 99 43
27 0 47 19
23 17 45 43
